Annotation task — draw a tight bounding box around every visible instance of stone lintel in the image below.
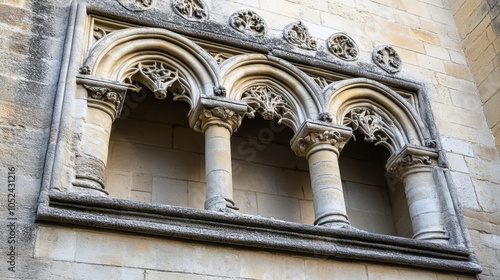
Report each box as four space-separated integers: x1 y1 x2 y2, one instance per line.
290 120 353 158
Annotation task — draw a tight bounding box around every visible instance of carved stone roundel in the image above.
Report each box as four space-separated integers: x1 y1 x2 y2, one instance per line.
117 0 154 12
173 0 208 21
229 10 267 37
327 33 359 61
283 21 317 50
372 45 402 74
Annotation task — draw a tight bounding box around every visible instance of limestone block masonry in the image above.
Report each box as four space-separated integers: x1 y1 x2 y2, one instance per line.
0 0 499 279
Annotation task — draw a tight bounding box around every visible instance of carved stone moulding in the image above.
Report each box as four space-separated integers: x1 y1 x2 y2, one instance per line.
372 45 402 74
173 0 208 21
229 10 267 37
116 0 154 12
283 21 317 50
327 33 359 61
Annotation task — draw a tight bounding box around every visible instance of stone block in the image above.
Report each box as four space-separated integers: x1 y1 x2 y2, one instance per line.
305 259 368 280
34 226 76 261
299 199 314 225
173 126 205 153
417 53 446 72
256 193 301 223
131 173 153 192
449 88 482 111
276 169 310 199
232 160 278 194
339 157 387 186
105 171 131 200
152 176 189 207
344 181 391 214
473 179 500 212
130 190 152 202
110 118 173 148
445 153 469 173
50 262 144 280
188 181 206 209
441 137 475 156
234 189 258 215
448 49 468 65
146 270 233 280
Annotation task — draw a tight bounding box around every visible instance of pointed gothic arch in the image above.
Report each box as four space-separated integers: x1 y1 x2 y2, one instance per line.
220 54 323 132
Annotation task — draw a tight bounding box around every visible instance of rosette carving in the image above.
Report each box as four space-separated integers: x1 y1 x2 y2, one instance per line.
173 0 208 21
117 0 154 11
373 45 402 74
283 21 317 50
229 10 267 37
327 33 359 61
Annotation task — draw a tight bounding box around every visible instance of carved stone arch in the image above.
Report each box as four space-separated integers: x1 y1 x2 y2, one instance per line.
325 78 431 155
81 27 221 109
220 54 323 132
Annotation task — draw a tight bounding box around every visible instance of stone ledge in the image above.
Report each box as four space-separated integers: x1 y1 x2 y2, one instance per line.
37 191 481 274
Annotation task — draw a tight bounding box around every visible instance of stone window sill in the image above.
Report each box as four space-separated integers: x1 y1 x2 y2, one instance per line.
37 191 481 274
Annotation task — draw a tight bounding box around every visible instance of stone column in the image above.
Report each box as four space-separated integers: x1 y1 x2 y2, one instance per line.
387 146 449 243
190 98 246 212
291 121 353 228
72 79 126 195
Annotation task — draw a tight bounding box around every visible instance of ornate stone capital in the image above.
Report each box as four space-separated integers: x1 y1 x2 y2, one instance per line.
189 97 247 134
117 0 154 11
327 33 359 61
283 21 317 50
229 10 267 37
173 0 208 21
372 45 402 74
387 145 438 177
291 121 353 158
78 77 128 120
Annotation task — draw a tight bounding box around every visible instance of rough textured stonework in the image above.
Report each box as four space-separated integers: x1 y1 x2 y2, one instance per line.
0 0 499 279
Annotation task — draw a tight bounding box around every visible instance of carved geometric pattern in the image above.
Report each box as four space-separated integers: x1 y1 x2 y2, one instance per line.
297 130 346 154
123 61 191 105
372 45 402 74
229 10 267 37
343 107 394 153
173 0 208 21
283 21 317 50
83 85 123 111
116 0 154 11
327 33 359 61
241 85 297 127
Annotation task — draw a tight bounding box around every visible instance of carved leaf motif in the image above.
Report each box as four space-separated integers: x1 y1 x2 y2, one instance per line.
327 33 359 61
283 21 317 50
117 0 154 11
372 45 402 74
123 61 191 105
241 85 296 127
389 154 432 174
298 130 345 153
343 108 394 153
173 0 208 21
83 85 123 110
229 10 267 37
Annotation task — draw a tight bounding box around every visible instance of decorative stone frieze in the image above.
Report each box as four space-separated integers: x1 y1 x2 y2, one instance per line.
117 0 154 11
327 33 359 61
229 10 267 37
291 121 353 227
343 107 391 147
372 45 402 73
123 61 191 103
283 21 317 50
173 0 208 21
241 85 295 125
386 145 449 243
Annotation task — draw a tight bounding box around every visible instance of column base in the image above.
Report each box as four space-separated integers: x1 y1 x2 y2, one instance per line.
72 176 109 196
205 196 239 213
314 212 350 228
413 227 449 243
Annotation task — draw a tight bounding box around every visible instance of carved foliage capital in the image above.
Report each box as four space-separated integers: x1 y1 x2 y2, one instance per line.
292 123 352 157
229 10 267 37
195 107 242 134
83 85 124 119
373 45 402 74
387 147 438 177
283 21 317 50
173 0 208 21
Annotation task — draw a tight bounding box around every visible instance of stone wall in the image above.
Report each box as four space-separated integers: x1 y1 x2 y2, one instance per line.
0 0 499 279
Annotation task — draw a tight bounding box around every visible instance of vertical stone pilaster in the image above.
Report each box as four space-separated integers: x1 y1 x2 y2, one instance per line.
190 98 247 213
291 121 353 228
72 79 127 195
387 145 449 243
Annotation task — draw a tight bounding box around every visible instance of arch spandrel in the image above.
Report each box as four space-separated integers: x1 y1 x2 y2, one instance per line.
81 27 221 108
220 54 324 132
325 78 432 155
